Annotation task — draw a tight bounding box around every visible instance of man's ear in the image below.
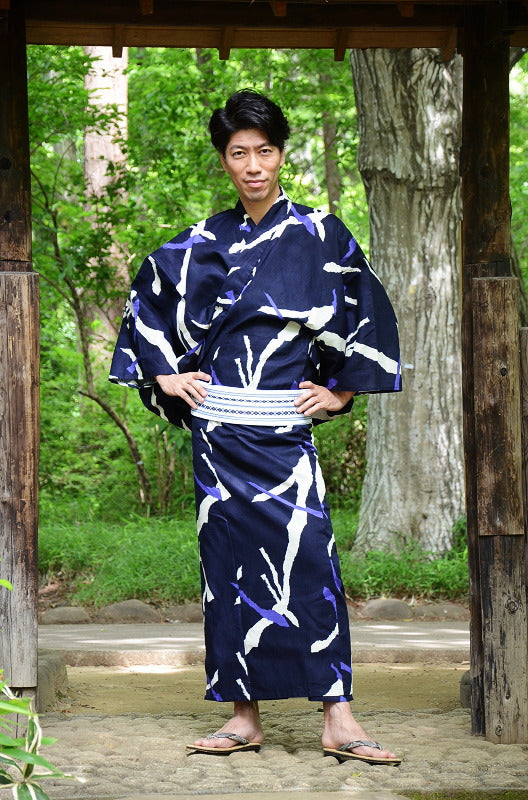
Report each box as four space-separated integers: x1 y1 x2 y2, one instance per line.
219 152 228 173
279 149 286 168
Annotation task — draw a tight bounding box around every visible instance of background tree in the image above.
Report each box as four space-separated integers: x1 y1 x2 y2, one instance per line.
350 48 465 554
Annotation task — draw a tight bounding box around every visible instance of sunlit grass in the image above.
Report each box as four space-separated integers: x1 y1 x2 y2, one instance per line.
39 507 468 607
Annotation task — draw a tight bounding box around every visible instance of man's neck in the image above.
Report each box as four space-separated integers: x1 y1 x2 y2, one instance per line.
242 188 281 226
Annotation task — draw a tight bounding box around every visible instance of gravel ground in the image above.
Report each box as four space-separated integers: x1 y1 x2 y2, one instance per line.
39 706 528 798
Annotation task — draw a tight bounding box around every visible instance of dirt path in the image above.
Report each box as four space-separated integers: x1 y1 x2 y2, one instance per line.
61 662 467 716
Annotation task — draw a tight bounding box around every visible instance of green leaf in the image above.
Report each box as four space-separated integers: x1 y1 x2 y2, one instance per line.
0 579 13 590
22 761 34 781
27 783 53 800
13 783 36 800
25 717 42 754
0 732 24 747
0 770 13 786
0 699 31 715
0 754 22 772
0 748 62 774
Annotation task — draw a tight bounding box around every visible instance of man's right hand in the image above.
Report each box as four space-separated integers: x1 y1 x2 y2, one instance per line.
155 372 211 409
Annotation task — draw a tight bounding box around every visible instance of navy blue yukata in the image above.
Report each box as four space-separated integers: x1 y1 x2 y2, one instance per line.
110 189 401 703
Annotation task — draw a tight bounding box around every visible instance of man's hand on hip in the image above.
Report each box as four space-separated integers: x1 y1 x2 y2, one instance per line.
295 381 355 416
155 372 211 409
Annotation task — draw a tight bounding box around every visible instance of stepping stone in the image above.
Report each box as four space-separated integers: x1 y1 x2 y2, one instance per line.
95 599 161 623
361 598 412 620
40 606 90 624
163 602 203 622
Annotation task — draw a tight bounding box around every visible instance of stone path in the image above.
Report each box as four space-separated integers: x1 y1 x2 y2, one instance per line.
41 706 528 799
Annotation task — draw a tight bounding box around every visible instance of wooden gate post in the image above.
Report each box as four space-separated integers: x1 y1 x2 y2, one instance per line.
472 278 528 743
0 0 39 697
460 4 514 737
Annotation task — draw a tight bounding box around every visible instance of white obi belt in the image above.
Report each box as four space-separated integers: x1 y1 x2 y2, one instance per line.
191 381 312 426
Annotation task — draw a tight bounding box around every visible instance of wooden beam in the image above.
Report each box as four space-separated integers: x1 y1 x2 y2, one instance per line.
24 0 463 31
334 27 348 60
439 26 457 61
25 22 459 51
112 23 125 57
271 1 287 17
0 0 38 695
397 3 415 18
218 25 234 59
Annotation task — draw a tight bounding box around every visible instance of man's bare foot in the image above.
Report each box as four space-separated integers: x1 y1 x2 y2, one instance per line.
322 701 399 763
191 700 264 750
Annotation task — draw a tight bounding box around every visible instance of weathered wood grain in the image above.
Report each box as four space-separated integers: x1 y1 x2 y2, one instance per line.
0 272 39 689
479 535 528 743
473 278 523 538
520 328 528 536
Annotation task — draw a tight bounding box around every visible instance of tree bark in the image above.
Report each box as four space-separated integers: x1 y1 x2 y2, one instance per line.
319 73 342 215
84 45 129 335
350 48 465 554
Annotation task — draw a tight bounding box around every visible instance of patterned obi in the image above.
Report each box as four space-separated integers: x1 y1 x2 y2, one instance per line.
191 381 312 426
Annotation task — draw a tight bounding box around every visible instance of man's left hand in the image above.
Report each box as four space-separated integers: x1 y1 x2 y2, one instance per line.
295 381 355 416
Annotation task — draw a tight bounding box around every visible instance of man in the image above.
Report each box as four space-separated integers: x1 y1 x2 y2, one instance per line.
110 90 401 765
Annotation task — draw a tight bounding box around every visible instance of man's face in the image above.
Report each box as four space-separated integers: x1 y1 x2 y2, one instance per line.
220 128 285 211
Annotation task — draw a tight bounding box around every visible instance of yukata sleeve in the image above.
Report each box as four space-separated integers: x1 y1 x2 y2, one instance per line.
315 227 401 402
109 249 200 430
109 253 199 389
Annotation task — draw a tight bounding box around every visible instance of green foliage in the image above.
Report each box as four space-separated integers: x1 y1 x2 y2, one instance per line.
39 506 468 605
39 513 199 606
0 574 69 797
0 676 69 799
339 541 469 600
314 395 368 511
510 58 528 280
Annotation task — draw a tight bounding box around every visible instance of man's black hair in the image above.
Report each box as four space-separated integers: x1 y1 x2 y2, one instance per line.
209 89 290 154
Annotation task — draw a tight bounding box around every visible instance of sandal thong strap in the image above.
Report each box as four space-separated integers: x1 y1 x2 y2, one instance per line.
205 732 249 745
337 740 382 753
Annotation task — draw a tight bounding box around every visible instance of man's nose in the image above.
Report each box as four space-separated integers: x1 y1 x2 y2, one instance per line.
246 152 260 172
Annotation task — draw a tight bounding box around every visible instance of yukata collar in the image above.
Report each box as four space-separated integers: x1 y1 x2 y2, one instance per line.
235 186 291 232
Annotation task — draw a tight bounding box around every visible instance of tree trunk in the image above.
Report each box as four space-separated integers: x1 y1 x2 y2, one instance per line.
84 46 128 196
84 45 129 335
350 48 465 554
320 73 342 215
